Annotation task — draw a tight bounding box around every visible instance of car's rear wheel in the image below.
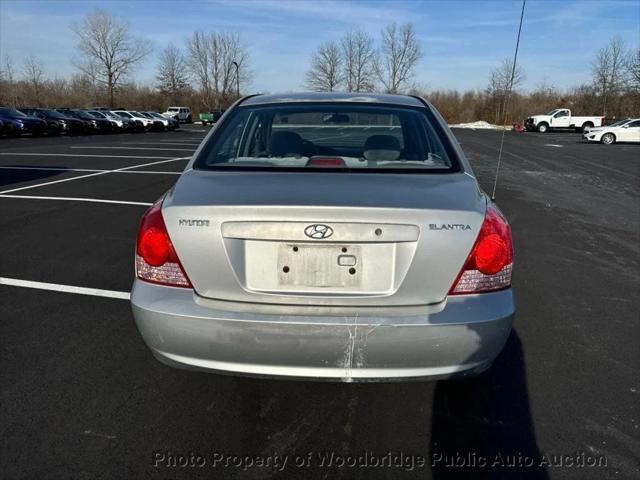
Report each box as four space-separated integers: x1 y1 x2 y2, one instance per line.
537 123 548 133
581 122 594 133
601 133 615 145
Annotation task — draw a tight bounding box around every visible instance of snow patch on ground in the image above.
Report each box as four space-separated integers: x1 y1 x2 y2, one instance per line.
449 121 507 130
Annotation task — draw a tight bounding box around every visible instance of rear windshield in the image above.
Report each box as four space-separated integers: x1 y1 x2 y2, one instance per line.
42 109 66 119
0 107 26 117
195 104 458 173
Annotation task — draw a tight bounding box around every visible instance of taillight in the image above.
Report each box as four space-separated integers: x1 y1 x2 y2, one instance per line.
306 156 346 167
449 204 513 295
135 201 192 288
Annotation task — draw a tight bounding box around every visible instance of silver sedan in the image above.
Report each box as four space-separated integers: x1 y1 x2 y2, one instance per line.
131 92 515 381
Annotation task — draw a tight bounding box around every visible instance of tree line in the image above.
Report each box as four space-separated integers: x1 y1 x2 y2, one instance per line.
304 23 422 94
0 9 638 123
304 28 639 123
0 9 249 113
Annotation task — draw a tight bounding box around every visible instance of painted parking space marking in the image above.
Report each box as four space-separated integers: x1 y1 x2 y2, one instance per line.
0 194 153 206
70 146 195 152
121 142 202 147
0 166 105 173
544 144 563 147
0 156 188 194
0 277 130 300
0 152 177 159
0 166 181 175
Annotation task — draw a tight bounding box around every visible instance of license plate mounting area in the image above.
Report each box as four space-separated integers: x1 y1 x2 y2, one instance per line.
277 244 361 288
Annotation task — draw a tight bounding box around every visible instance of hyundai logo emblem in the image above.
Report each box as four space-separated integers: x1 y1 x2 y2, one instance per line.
304 224 334 239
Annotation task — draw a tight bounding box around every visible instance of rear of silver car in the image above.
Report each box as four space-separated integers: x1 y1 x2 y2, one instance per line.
131 94 515 381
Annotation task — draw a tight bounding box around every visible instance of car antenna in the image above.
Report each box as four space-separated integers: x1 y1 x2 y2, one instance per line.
491 0 526 200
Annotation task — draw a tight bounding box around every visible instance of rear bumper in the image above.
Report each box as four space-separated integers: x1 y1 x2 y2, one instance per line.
131 281 515 381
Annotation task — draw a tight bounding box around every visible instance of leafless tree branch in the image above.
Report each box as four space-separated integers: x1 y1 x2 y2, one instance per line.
186 31 250 109
486 58 525 124
304 41 343 92
156 42 190 103
341 30 376 92
591 36 627 115
71 9 152 107
22 55 46 106
375 22 422 94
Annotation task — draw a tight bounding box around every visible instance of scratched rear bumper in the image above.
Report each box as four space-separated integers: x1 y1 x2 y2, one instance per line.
131 280 514 381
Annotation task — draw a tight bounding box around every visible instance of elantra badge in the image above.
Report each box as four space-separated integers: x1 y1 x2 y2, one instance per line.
429 223 471 231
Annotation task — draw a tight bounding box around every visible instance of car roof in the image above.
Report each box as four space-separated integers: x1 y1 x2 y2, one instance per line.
241 92 426 107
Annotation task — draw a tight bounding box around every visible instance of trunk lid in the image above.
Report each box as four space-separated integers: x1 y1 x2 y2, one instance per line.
163 170 486 306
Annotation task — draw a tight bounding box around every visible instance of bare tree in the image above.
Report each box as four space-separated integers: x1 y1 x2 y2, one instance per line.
72 9 152 107
0 55 19 106
486 58 525 124
23 55 46 106
625 47 640 91
156 43 190 103
186 31 250 109
341 30 376 92
591 36 627 115
186 31 211 107
304 41 343 92
375 22 422 94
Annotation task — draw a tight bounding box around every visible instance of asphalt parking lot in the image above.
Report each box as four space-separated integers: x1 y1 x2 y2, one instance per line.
1 127 638 479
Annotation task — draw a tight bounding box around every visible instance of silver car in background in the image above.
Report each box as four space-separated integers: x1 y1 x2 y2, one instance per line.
131 93 515 381
145 111 179 130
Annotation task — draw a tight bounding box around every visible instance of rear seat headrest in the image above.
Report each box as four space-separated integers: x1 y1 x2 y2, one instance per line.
363 134 401 161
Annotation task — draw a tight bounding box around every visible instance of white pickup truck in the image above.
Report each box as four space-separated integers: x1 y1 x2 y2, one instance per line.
525 109 604 133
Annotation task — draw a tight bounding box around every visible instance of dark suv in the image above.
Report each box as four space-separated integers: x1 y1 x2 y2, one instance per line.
0 107 47 136
19 108 85 135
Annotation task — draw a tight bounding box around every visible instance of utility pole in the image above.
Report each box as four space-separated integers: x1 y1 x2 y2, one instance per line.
232 61 240 98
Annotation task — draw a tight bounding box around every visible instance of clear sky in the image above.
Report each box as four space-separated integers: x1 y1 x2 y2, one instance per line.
1 0 638 93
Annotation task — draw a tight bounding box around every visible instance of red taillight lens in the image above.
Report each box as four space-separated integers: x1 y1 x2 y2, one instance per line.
474 233 509 275
449 204 513 295
138 227 171 267
135 201 192 288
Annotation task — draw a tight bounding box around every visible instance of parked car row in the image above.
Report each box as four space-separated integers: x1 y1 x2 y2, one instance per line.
0 106 181 137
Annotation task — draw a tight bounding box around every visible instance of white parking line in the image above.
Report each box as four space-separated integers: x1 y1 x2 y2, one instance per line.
70 146 195 152
125 142 202 146
0 194 153 206
544 144 563 147
0 277 130 300
0 170 111 195
0 166 181 175
0 153 177 159
0 166 103 173
0 156 188 195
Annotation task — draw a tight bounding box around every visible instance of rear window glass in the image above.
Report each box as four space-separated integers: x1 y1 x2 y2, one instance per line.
195 104 458 172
